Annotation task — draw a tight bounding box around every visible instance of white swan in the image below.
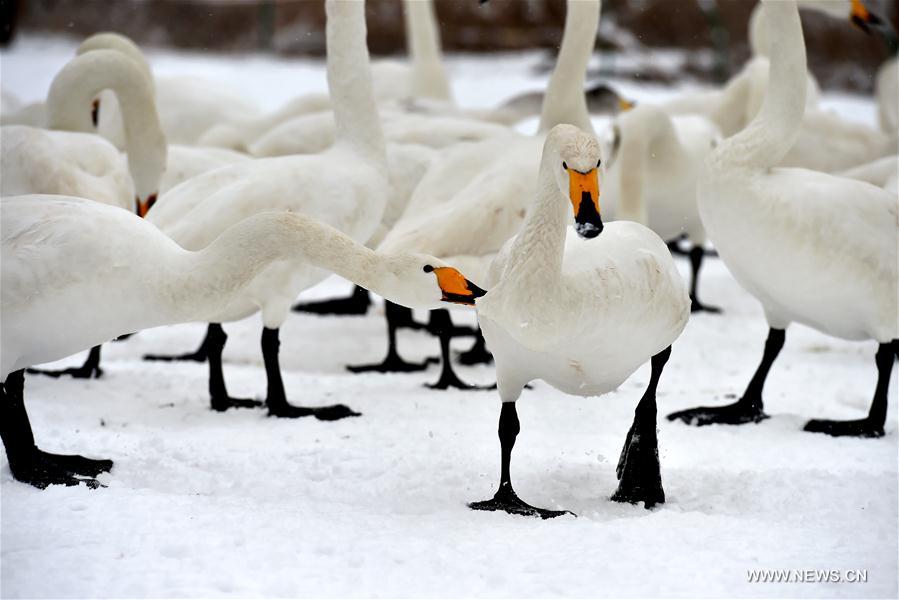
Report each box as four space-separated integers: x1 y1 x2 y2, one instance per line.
143 0 394 418
667 0 897 438
0 194 484 489
600 105 722 312
0 49 166 215
876 57 897 135
350 0 601 385
467 124 688 518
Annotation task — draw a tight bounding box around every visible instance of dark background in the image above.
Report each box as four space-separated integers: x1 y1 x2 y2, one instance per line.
5 0 898 92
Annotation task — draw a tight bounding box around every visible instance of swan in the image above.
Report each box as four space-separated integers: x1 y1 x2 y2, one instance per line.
0 194 484 489
600 105 722 312
0 49 166 215
350 0 601 386
837 154 898 192
667 0 897 438
661 0 882 137
140 0 396 418
876 57 898 135
467 124 689 518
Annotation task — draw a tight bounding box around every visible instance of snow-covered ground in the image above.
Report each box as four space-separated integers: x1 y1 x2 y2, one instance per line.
1 34 897 599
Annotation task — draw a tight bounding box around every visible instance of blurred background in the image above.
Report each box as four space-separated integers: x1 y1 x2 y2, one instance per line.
4 0 897 93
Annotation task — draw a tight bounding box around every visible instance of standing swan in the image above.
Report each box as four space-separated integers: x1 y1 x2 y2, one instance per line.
142 0 391 418
0 195 484 489
667 0 897 437
469 125 689 517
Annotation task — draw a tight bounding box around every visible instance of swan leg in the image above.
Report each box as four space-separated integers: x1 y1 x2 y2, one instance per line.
263 327 360 420
1 370 111 489
804 341 896 438
291 285 372 316
143 324 213 363
688 246 721 314
469 402 574 519
27 345 104 379
205 323 262 412
612 346 670 508
667 328 782 426
456 327 494 366
425 310 495 391
347 301 438 373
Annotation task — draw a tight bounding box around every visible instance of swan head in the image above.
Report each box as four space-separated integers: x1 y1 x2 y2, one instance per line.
546 124 603 239
848 0 885 35
380 255 487 310
585 82 636 114
129 126 167 218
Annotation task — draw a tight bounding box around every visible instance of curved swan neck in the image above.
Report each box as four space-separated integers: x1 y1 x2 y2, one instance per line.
504 145 569 290
715 0 805 169
46 50 166 198
538 0 600 135
404 0 453 101
179 212 396 320
615 107 684 224
327 0 386 165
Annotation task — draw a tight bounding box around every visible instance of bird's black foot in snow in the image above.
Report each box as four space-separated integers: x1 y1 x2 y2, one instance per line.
267 402 360 421
469 483 574 519
11 448 112 489
347 353 438 374
291 286 372 316
211 395 263 412
690 295 722 314
804 417 884 438
667 399 769 427
28 346 103 379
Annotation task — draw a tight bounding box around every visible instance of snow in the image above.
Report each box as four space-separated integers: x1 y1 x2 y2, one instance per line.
1 34 897 599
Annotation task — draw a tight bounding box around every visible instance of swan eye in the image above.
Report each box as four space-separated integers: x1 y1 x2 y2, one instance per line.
562 161 568 170
423 265 434 273
596 159 602 167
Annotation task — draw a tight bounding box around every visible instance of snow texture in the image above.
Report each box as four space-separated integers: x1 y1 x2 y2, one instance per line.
1 34 896 599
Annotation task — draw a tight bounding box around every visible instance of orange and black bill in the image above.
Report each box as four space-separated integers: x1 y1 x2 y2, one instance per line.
850 0 883 34
567 166 602 239
136 193 158 218
425 265 488 306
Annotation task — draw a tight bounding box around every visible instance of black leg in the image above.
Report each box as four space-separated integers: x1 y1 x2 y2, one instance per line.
668 328 783 426
263 327 360 420
688 246 721 314
804 340 896 438
27 345 104 379
1 370 112 489
456 327 494 366
612 346 670 508
469 402 573 518
425 310 494 391
347 301 438 373
204 323 262 412
291 285 372 316
144 325 213 362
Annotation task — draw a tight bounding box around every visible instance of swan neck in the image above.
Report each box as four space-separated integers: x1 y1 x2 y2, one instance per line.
404 0 453 101
715 0 806 170
181 213 388 320
327 0 386 165
46 50 166 199
505 150 568 290
538 0 599 135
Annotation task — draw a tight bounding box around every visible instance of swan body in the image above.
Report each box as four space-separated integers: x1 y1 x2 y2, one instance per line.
1 126 133 211
158 145 249 195
0 49 166 212
838 155 898 191
668 0 897 438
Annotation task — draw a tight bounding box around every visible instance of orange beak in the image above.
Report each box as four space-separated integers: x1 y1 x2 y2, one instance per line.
136 193 158 218
850 0 881 34
425 266 487 306
567 167 603 239
617 98 636 112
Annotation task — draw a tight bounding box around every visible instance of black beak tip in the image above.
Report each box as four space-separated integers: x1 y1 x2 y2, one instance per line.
851 14 873 34
466 280 488 300
575 221 603 239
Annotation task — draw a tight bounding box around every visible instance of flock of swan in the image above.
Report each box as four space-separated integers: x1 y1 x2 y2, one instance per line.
1 0 896 519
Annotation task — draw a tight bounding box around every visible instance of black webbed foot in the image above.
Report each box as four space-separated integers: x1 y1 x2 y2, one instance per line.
211 395 263 412
469 483 574 519
267 402 360 421
803 418 884 438
667 399 769 427
11 448 112 489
